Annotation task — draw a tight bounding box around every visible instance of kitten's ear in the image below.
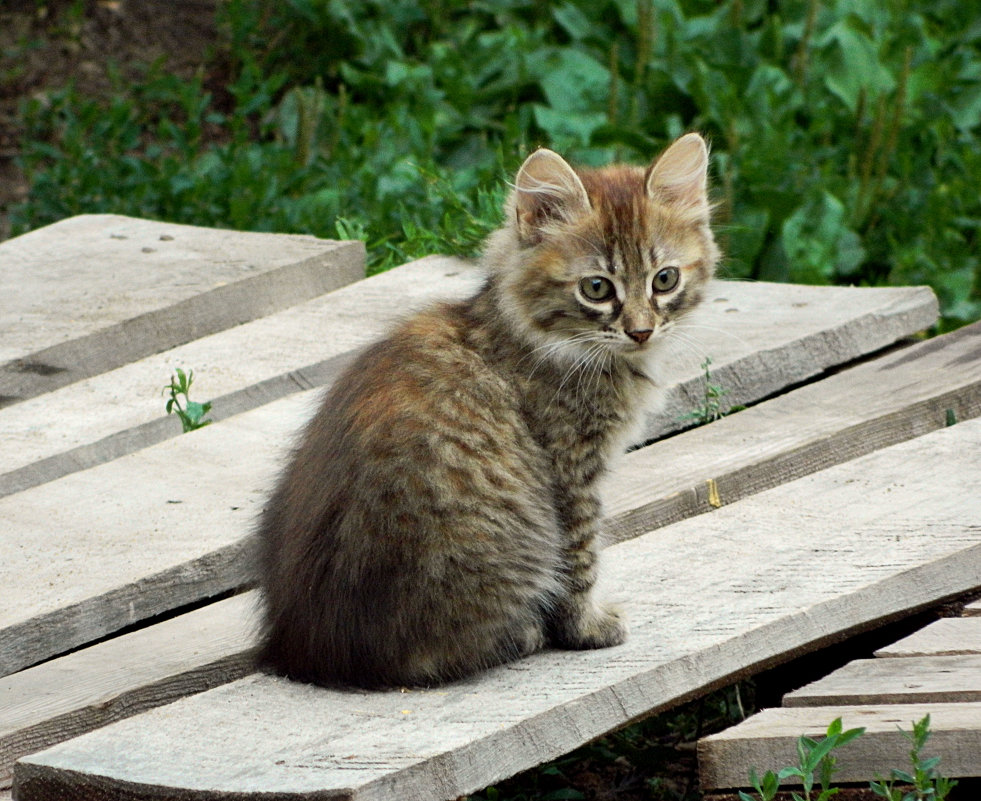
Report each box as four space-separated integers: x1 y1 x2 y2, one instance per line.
646 133 710 221
513 148 591 245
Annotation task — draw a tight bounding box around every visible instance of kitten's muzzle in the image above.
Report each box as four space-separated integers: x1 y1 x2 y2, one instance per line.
625 328 654 344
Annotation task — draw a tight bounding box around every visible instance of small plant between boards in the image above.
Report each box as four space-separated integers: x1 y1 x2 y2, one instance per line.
680 357 746 427
739 714 957 801
164 367 213 432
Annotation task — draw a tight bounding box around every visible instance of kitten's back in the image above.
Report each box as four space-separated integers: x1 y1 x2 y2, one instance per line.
258 303 563 687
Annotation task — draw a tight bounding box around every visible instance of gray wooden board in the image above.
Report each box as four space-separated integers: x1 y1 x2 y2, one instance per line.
12 419 981 801
5 324 981 784
604 319 981 543
0 312 971 678
0 274 937 499
875 617 981 658
782 654 981 706
0 395 301 677
0 593 259 788
0 215 365 404
698 702 981 789
0 254 481 498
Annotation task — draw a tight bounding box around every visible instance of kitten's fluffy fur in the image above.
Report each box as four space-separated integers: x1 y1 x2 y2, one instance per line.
258 133 720 688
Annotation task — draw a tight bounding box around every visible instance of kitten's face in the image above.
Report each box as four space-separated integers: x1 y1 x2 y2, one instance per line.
499 134 719 362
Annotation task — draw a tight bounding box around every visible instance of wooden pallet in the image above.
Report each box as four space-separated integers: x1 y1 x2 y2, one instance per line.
4 214 981 800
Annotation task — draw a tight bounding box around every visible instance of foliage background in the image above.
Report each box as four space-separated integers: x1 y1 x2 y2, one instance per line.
8 0 981 327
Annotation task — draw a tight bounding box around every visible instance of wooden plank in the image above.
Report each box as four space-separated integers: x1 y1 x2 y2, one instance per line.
783 655 981 706
0 593 258 788
0 278 938 499
0 310 970 678
12 418 981 801
875 617 981 658
698 703 981 789
0 214 365 405
0 395 299 677
0 254 481 499
605 319 981 542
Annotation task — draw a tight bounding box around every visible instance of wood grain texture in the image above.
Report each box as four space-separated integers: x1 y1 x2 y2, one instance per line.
0 316 969 679
0 593 259 788
0 394 302 677
605 319 981 543
0 276 938 499
782 654 981 706
875 618 981 658
0 254 480 498
12 419 981 801
0 215 365 405
698 702 981 789
639 281 938 440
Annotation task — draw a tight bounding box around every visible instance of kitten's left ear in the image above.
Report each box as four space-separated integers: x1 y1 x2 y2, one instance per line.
646 133 711 221
513 148 591 245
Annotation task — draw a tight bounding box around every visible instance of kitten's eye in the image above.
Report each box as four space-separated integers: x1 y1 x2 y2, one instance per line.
579 276 616 302
652 267 680 293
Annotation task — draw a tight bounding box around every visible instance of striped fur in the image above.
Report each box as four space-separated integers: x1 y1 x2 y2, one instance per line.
257 134 720 688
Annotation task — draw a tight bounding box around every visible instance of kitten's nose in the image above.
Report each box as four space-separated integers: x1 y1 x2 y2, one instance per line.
626 328 653 344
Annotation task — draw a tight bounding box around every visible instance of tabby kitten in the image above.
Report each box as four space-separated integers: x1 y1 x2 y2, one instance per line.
258 133 720 688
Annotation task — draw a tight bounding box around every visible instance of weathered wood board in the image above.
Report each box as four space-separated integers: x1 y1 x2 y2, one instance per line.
605 319 981 542
1 316 973 679
0 215 365 404
0 254 480 498
12 419 981 801
875 617 981 658
0 275 938 499
0 593 258 787
698 702 981 789
782 654 981 706
0 395 300 677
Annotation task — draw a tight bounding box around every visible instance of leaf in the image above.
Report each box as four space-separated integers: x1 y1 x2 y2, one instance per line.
836 726 865 747
532 104 606 149
817 18 896 111
781 192 866 284
552 3 591 41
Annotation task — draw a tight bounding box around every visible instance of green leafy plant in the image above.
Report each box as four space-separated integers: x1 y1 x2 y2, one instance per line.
164 368 213 432
740 717 865 801
869 715 958 801
8 0 980 329
679 357 746 427
741 715 957 801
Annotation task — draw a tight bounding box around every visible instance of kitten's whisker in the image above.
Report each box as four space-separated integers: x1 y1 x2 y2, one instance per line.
662 330 714 372
676 319 752 351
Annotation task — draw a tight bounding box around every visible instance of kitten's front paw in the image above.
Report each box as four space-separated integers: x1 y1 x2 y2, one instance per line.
553 603 628 650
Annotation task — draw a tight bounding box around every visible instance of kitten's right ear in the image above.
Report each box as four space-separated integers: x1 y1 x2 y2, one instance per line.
513 149 591 246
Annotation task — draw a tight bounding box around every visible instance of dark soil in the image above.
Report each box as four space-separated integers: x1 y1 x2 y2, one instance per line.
0 0 218 240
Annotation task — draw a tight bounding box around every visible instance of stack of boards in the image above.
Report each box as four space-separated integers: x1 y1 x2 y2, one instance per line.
2 214 980 800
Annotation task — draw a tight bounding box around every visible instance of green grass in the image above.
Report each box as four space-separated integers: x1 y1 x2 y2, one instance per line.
8 0 981 324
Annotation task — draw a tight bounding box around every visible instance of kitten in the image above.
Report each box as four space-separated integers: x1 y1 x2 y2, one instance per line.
257 133 720 688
